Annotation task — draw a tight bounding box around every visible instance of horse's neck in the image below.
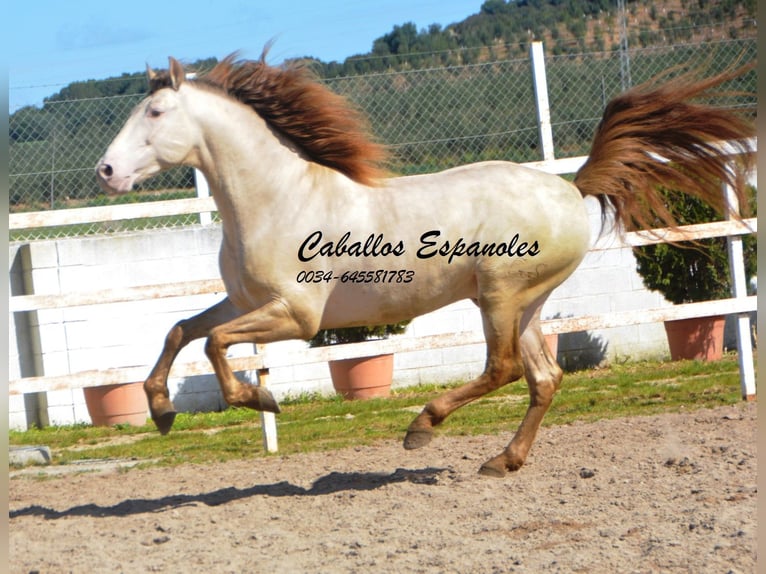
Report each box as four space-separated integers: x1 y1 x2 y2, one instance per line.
189 88 334 228
192 94 298 192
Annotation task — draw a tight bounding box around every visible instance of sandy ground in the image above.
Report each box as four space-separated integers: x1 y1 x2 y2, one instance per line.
9 402 756 573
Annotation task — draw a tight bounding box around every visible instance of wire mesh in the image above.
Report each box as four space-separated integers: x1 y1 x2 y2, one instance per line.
9 38 756 241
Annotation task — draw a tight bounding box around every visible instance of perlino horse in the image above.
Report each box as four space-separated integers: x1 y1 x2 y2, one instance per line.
97 52 754 476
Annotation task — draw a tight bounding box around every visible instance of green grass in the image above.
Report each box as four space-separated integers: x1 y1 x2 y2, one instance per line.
9 355 751 470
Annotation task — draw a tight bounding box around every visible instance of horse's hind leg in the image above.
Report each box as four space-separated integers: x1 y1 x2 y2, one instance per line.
403 298 525 450
145 297 242 434
478 315 563 477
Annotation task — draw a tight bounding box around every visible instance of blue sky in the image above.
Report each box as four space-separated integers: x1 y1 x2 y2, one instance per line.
9 0 482 111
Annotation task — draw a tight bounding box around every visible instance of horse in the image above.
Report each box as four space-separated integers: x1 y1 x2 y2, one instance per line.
97 52 754 477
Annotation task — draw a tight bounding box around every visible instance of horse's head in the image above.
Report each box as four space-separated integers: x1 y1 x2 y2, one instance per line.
96 58 198 193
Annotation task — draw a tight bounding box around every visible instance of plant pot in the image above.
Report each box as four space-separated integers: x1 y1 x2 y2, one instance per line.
328 354 394 400
664 315 725 361
544 333 559 359
84 382 149 427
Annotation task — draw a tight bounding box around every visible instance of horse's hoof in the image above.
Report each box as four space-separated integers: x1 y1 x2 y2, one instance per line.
153 410 177 435
478 462 507 478
256 387 281 414
232 386 281 413
403 429 433 450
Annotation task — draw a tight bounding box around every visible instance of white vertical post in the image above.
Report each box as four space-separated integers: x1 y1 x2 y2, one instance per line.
194 169 212 226
255 344 278 453
258 377 279 453
723 177 756 400
529 42 555 162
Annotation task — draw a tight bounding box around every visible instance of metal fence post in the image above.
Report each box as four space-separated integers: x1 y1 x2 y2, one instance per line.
529 41 555 162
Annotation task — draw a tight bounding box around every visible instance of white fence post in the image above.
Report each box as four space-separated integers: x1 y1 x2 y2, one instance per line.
723 177 756 400
255 344 278 453
529 42 555 162
194 169 213 226
257 369 279 453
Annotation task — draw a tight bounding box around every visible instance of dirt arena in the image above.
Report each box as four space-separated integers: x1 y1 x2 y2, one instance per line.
9 402 756 573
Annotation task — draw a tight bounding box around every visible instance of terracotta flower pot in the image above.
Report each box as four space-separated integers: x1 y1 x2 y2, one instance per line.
664 315 725 361
544 333 559 359
84 382 149 427
329 354 394 400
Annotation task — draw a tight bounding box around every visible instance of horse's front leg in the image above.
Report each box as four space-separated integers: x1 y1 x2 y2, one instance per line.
145 297 241 434
203 299 315 412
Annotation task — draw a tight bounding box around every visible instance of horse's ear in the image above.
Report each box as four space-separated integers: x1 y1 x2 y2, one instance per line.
146 64 157 82
168 57 185 90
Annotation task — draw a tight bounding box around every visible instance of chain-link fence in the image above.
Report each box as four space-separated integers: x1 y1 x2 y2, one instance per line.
9 37 756 241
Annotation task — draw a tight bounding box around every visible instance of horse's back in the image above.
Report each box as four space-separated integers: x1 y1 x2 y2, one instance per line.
391 160 586 221
386 160 590 268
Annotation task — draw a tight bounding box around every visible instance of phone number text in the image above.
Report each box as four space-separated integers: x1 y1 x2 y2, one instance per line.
296 269 415 284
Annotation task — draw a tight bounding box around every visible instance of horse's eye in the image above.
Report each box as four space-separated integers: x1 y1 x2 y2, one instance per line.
148 108 163 118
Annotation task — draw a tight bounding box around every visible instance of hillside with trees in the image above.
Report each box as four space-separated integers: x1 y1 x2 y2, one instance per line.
316 0 756 75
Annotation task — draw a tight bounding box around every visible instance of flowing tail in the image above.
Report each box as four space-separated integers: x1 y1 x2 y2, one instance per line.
574 62 756 232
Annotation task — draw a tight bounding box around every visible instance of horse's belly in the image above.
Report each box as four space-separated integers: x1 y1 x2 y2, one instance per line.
322 268 476 328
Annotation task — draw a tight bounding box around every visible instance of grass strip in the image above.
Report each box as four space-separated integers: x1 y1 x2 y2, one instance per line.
9 355 750 470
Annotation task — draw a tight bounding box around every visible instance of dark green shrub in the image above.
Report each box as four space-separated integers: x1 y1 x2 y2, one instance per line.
633 187 756 304
308 321 410 346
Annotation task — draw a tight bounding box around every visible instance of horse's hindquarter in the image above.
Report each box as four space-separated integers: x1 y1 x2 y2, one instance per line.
316 161 591 328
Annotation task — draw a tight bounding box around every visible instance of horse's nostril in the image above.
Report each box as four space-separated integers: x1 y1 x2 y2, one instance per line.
99 163 113 178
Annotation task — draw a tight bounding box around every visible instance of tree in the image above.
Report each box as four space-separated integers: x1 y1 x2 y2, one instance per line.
481 0 509 15
9 106 50 143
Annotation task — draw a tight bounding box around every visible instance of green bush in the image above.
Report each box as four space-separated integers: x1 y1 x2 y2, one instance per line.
308 321 410 346
633 187 756 304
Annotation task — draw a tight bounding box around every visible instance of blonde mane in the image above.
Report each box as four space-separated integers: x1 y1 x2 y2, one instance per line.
150 52 388 186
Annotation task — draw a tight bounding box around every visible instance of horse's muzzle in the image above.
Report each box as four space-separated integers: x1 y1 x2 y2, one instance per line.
95 160 131 193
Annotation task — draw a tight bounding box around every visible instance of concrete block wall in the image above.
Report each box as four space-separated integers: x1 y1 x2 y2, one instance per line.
9 201 672 430
9 227 225 429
